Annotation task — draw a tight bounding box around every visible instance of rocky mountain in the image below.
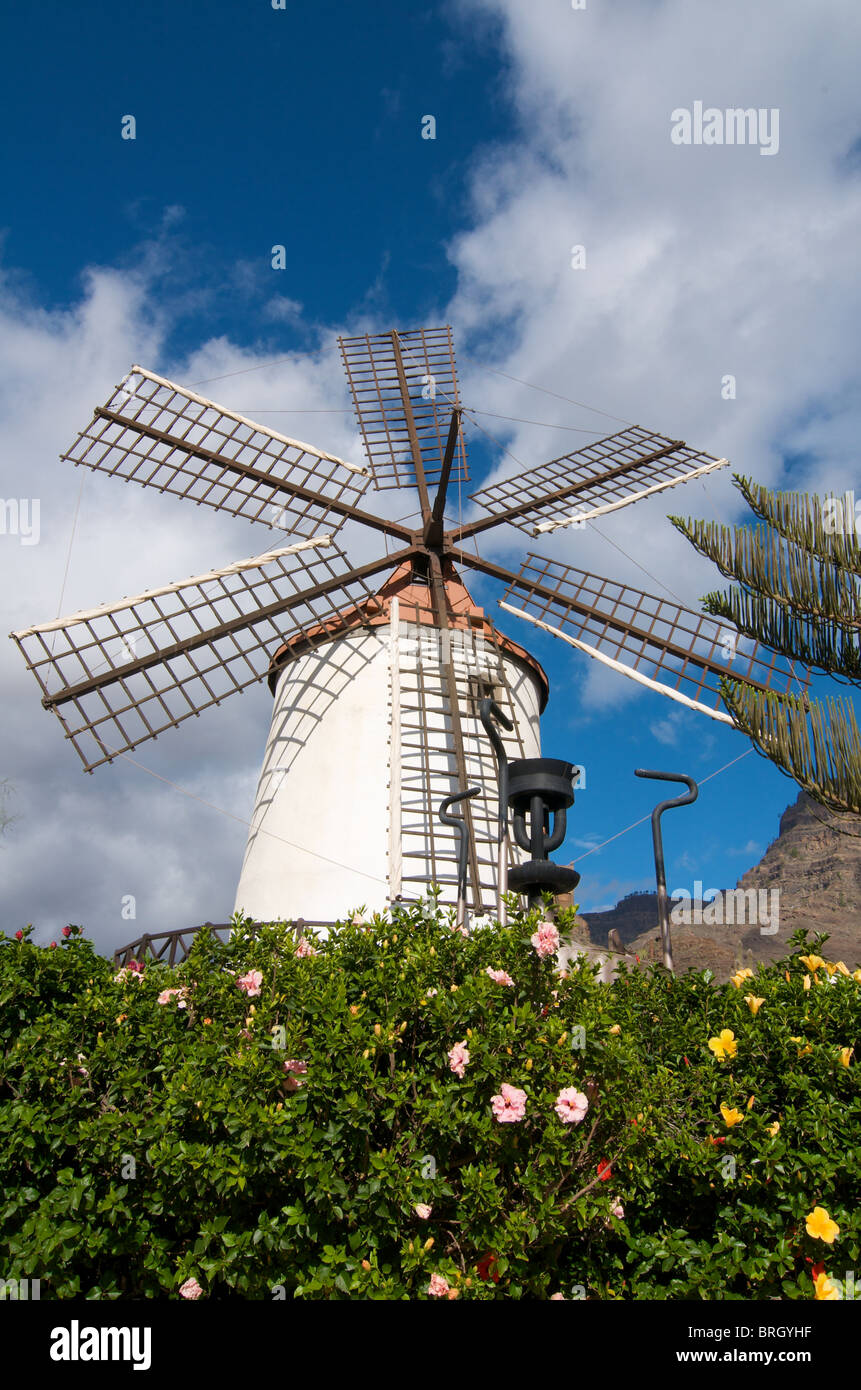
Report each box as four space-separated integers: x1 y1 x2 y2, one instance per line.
574 791 861 979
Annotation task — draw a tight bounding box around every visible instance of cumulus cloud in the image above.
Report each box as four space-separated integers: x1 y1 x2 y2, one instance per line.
0 243 393 954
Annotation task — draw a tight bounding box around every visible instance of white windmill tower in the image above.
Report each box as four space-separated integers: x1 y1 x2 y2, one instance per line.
11 326 806 928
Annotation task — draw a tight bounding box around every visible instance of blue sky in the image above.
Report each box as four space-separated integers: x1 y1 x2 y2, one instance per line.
2 0 860 951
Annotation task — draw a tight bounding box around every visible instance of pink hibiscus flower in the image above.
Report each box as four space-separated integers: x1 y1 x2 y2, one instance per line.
414 1204 432 1220
114 966 144 983
236 969 263 997
428 1273 451 1298
491 1083 527 1123
530 921 560 959
179 1277 203 1300
282 1058 308 1092
295 937 317 958
611 1199 625 1219
485 968 514 986
448 1040 470 1078
555 1087 589 1125
157 987 187 1008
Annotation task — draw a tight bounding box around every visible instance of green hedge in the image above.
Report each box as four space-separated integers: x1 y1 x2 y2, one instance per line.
0 903 858 1300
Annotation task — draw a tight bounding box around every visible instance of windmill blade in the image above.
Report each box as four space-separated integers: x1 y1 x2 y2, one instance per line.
61 366 412 544
456 426 727 542
339 326 468 497
11 539 415 773
461 551 809 722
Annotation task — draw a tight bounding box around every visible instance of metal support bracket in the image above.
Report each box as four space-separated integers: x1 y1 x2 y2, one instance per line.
634 768 699 974
479 697 514 925
439 787 481 932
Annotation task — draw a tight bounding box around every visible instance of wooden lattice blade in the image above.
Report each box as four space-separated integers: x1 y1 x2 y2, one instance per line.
496 553 810 721
11 539 405 773
61 366 383 542
339 327 468 492
463 425 726 539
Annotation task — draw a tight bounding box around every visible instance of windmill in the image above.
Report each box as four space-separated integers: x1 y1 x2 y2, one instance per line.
11 326 807 925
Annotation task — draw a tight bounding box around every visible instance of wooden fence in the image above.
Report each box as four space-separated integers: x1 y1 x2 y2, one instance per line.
112 919 334 968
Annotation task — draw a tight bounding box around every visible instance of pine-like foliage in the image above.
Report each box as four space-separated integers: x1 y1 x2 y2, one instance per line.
670 477 861 816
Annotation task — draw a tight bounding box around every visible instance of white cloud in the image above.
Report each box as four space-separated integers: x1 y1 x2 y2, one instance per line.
650 714 680 747
728 839 762 859
0 246 394 953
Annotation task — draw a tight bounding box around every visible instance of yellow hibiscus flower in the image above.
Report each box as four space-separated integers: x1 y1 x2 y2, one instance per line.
720 1103 744 1127
805 1206 840 1244
744 994 765 1015
798 954 825 973
803 974 811 991
814 1271 839 1300
730 968 755 989
767 1121 780 1137
708 1029 737 1060
840 1047 854 1068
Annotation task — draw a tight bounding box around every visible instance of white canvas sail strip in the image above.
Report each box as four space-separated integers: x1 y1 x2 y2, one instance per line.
388 597 403 898
533 458 729 534
499 601 736 725
128 365 369 474
13 536 334 637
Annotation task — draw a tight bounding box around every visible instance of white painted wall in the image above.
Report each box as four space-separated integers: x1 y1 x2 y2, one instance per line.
234 628 391 923
234 618 545 925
